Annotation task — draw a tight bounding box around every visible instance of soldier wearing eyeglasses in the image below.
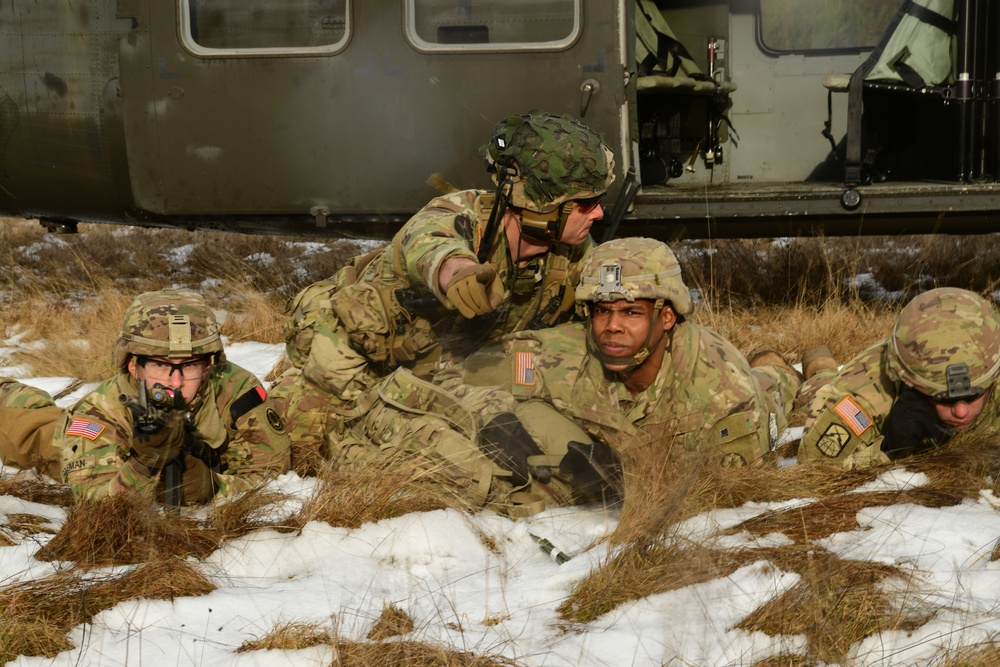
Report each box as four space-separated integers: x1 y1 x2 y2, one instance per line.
272 112 615 468
53 289 290 504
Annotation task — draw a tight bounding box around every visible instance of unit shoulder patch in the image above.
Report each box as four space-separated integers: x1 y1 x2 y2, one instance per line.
816 422 852 458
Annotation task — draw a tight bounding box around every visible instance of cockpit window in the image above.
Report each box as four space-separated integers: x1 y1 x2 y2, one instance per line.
405 0 579 52
181 0 350 56
759 0 899 53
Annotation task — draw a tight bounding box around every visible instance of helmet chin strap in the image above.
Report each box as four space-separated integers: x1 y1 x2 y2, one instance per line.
587 300 666 373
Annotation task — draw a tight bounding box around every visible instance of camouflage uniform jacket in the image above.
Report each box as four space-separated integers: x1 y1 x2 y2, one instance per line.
798 338 1000 463
58 362 290 502
452 320 776 464
295 189 591 400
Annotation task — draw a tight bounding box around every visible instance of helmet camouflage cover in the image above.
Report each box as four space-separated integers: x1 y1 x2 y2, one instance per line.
113 289 225 369
886 287 1000 400
480 112 615 212
575 237 693 315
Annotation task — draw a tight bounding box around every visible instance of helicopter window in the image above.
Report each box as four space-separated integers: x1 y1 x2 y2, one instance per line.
758 0 899 53
405 0 579 52
182 0 349 55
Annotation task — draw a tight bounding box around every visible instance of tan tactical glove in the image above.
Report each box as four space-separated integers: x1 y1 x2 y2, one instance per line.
445 263 504 318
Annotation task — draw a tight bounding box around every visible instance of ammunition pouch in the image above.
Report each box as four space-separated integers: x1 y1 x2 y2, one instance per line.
283 246 382 369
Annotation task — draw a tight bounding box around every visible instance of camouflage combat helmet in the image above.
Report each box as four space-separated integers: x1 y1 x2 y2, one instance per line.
575 237 693 315
481 112 615 240
113 289 225 370
576 237 692 370
886 288 1000 401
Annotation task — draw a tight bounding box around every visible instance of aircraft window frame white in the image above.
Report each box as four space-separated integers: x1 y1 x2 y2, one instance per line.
757 0 899 54
179 0 351 57
404 0 581 53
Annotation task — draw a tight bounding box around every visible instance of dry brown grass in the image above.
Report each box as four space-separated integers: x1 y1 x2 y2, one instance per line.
678 234 1000 307
749 655 815 667
0 218 364 379
736 548 931 665
218 286 288 344
35 491 220 565
367 603 416 640
700 299 895 372
238 619 524 666
329 641 523 666
207 486 298 539
557 538 746 624
928 637 1000 666
0 476 74 507
291 453 477 530
0 557 214 662
35 487 296 566
237 620 335 652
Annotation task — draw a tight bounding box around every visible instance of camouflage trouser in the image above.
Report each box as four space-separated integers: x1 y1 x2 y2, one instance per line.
335 369 579 515
794 368 839 414
270 368 360 475
749 363 803 432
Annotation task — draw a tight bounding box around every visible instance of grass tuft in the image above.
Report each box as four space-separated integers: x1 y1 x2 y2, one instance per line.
35 492 219 565
292 453 476 530
0 557 214 661
367 604 416 640
238 620 334 652
736 548 932 665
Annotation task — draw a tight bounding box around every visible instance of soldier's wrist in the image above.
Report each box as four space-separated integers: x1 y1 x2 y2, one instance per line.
124 448 163 477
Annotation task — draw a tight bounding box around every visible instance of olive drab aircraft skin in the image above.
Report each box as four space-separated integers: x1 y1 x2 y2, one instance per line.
1 0 999 239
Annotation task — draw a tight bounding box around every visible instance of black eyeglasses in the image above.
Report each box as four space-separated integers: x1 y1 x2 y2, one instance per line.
574 194 605 212
137 356 210 381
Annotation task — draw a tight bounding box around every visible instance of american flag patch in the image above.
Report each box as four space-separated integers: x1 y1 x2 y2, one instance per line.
66 418 106 441
833 396 873 436
515 351 536 386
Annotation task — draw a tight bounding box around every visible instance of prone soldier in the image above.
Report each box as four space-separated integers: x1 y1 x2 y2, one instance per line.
327 237 801 513
60 289 291 503
273 112 616 465
798 287 1000 467
0 289 291 505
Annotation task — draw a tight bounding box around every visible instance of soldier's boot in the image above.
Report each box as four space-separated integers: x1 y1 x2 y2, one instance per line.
748 348 804 382
801 345 839 380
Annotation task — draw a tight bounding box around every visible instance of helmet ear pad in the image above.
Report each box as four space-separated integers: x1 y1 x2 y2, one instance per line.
517 203 573 242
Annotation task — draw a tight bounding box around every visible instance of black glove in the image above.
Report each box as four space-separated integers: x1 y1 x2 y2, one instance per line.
125 384 187 475
129 409 186 474
559 440 623 502
881 387 954 460
478 412 548 486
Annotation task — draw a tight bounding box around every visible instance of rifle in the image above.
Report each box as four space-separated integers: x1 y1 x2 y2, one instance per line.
600 166 639 243
119 382 186 507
